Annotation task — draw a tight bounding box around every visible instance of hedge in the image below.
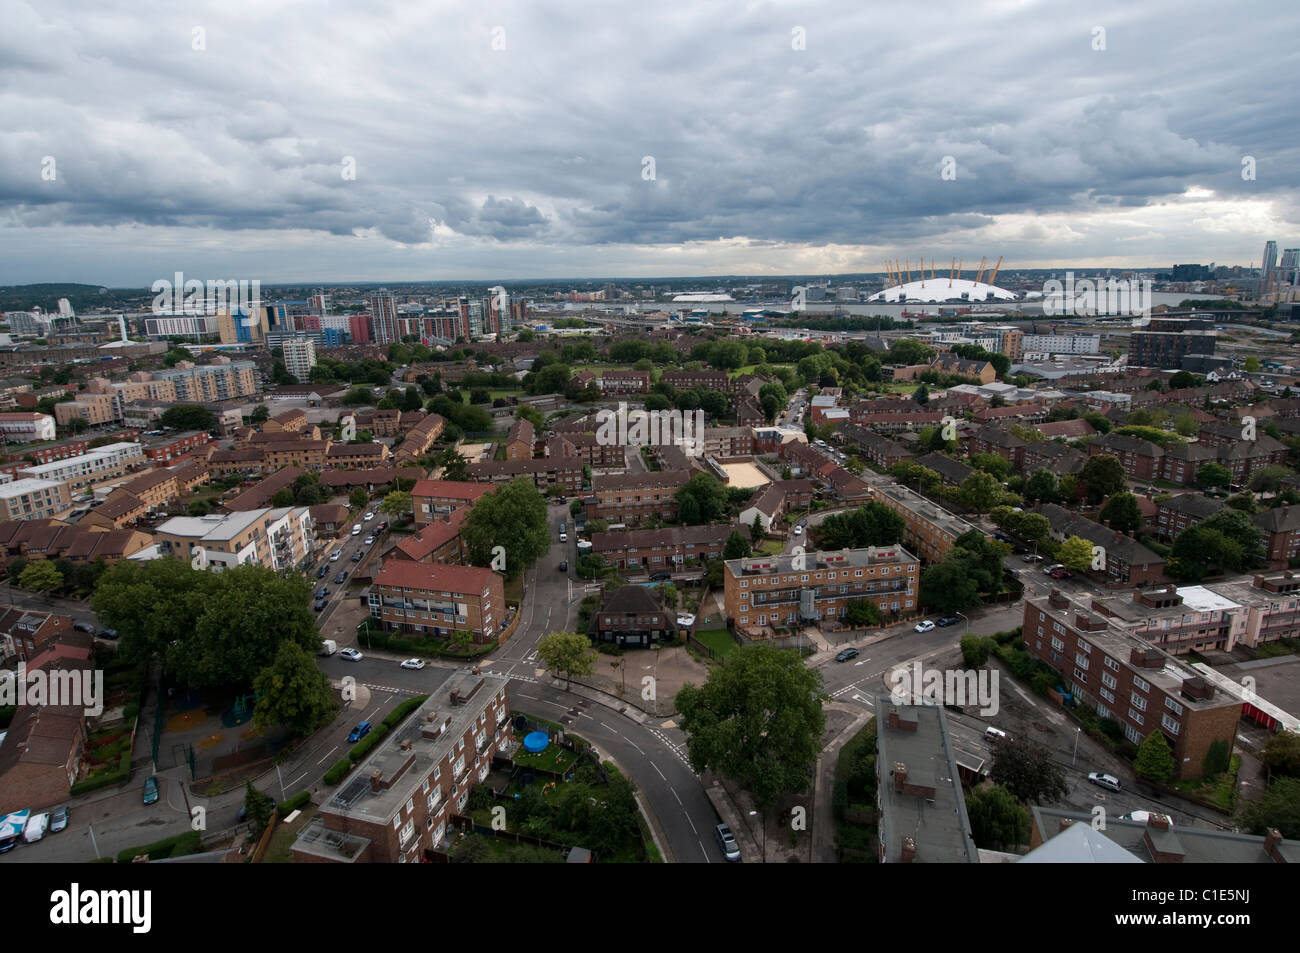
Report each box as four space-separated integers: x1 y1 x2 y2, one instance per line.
277 791 311 816
355 624 496 659
323 758 352 785
70 750 132 796
348 723 391 762
381 694 429 730
114 830 202 864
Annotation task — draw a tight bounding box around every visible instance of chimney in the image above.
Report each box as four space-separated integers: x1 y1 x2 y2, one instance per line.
1147 813 1171 832
892 762 908 792
1048 589 1069 609
449 690 460 707
400 739 412 751
1265 828 1286 863
899 835 916 863
369 769 383 792
1058 818 1075 834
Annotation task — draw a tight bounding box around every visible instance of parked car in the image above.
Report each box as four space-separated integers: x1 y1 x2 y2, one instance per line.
313 600 326 612
676 614 696 628
715 823 741 861
352 551 362 562
558 495 567 504
330 550 342 561
835 647 860 662
363 512 374 521
339 647 363 661
142 776 159 805
315 586 329 599
1123 810 1172 827
317 566 329 579
400 658 426 670
352 524 361 536
936 616 961 627
1050 568 1073 580
73 621 96 634
98 629 119 640
347 721 372 743
649 571 672 581
364 535 375 545
914 620 936 633
1043 563 1064 575
23 813 49 843
792 525 803 536
1023 554 1044 563
335 571 348 584
50 806 69 833
1088 772 1121 792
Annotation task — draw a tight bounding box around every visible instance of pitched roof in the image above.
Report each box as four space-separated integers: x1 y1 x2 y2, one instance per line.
372 559 498 595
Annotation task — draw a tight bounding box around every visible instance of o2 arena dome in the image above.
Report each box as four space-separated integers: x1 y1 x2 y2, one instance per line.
870 277 1018 303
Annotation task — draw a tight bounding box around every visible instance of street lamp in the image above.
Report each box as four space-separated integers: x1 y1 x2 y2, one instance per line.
955 610 969 635
747 809 766 862
1071 726 1081 766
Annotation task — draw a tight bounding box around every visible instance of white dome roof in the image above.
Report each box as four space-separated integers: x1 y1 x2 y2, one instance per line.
869 278 1017 303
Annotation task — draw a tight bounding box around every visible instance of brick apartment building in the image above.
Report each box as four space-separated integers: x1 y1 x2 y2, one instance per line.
368 561 506 644
1022 592 1240 779
1254 505 1300 567
870 483 983 564
598 370 650 395
591 470 691 525
1154 493 1225 542
594 585 672 648
1037 503 1166 585
590 523 733 570
660 370 730 393
292 671 511 863
412 480 492 526
724 545 920 634
466 457 584 494
504 418 534 461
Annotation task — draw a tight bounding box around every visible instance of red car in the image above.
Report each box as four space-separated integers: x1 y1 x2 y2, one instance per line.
1050 568 1073 580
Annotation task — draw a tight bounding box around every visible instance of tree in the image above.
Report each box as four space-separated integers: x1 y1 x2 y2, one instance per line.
677 644 826 812
379 491 412 520
250 404 270 424
1057 535 1095 572
537 631 597 690
451 629 474 652
462 478 549 579
970 453 1011 480
750 515 764 544
959 470 1002 513
676 472 729 525
960 634 991 667
913 383 928 405
1024 468 1060 505
18 560 63 594
349 488 369 508
252 641 336 735
989 738 1068 804
723 531 751 561
243 781 276 836
1250 465 1294 494
160 404 217 432
1238 777 1300 839
1134 731 1176 784
841 599 882 627
1079 454 1126 504
815 503 904 550
1244 356 1261 373
1262 730 1300 780
1099 492 1142 533
188 499 213 516
1196 462 1232 491
271 488 294 507
966 784 1031 850
64 417 88 435
342 386 374 406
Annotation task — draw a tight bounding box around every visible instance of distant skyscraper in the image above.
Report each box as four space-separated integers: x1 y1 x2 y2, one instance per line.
1280 248 1300 285
369 291 398 345
1262 240 1279 288
282 337 317 382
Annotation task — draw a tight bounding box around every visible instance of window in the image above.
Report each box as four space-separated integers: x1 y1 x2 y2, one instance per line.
1050 637 1065 653
1074 653 1089 670
399 818 415 847
1161 714 1180 734
1104 656 1119 672
1165 697 1184 716
1099 688 1114 703
406 797 415 815
1133 676 1150 693
1128 709 1144 726
1130 693 1147 711
391 814 402 831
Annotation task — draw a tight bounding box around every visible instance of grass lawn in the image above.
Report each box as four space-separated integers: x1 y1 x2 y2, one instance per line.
504 575 524 603
511 741 580 775
692 628 738 659
731 363 795 378
262 803 318 863
1173 755 1239 813
756 539 784 556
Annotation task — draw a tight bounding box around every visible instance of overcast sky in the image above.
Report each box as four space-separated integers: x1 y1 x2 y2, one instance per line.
2 0 1298 285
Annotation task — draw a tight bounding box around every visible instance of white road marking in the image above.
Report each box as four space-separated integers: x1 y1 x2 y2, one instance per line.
671 786 682 805
600 722 617 731
650 761 666 780
627 739 644 755
317 746 338 765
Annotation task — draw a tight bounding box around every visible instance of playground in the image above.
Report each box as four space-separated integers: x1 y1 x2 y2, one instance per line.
152 686 292 790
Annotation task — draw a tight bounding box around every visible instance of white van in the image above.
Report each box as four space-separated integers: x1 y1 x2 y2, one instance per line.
23 812 49 843
985 726 1007 741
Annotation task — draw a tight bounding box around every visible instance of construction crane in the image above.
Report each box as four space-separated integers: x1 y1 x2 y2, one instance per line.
988 256 1003 287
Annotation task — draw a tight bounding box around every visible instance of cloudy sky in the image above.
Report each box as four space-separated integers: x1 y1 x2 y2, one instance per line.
3 0 1298 285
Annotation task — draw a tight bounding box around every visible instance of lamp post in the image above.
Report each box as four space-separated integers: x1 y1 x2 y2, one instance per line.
956 610 969 636
748 809 766 862
1071 726 1081 766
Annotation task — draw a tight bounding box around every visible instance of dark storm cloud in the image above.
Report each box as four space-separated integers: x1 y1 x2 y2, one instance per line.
1 0 1298 281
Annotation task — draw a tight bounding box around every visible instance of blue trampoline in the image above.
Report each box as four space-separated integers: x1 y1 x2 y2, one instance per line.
523 731 549 753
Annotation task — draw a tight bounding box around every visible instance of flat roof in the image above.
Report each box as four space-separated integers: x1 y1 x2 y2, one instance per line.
1175 585 1242 613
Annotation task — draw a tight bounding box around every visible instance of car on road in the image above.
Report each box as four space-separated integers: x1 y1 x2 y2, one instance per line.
914 620 936 633
142 776 159 805
1088 772 1121 792
50 805 68 833
99 629 119 640
352 524 361 536
364 535 375 545
1023 554 1044 563
649 571 672 581
339 647 363 661
1043 563 1064 575
559 560 568 572
363 512 374 521
1050 568 1073 580
335 571 348 584
313 599 326 612
715 823 741 862
352 551 362 562
330 549 342 561
347 721 372 743
792 525 803 536
835 647 860 662
936 616 961 627
400 658 426 670
74 621 96 634
315 586 329 599
317 565 329 578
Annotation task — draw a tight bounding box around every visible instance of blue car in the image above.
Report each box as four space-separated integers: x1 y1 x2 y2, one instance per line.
347 721 372 743
142 776 159 805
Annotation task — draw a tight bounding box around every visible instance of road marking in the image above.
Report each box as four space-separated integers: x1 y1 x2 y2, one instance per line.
685 812 698 835
317 746 338 765
288 772 307 789
600 722 617 732
626 739 644 755
649 761 666 780
671 786 682 806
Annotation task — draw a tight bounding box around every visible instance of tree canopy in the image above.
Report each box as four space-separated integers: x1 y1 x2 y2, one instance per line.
462 477 549 579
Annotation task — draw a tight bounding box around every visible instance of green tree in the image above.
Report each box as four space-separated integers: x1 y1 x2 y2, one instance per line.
1134 731 1176 784
341 386 374 406
723 531 751 561
966 784 1031 850
758 382 788 424
271 488 295 507
676 472 729 525
1079 454 1127 504
1262 730 1300 779
1250 465 1295 494
451 629 474 652
250 405 270 424
750 515 764 544
537 630 597 690
379 490 412 520
841 599 882 627
1244 356 1261 373
1238 776 1300 839
815 503 904 550
970 453 1011 480
160 404 217 431
462 478 549 579
1196 462 1232 490
243 782 275 837
677 644 826 812
959 470 1003 513
960 634 991 667
1024 468 1060 505
1099 492 1142 533
1203 739 1231 778
252 641 336 735
1057 535 1095 572
349 488 369 508
990 738 1068 804
18 560 63 594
